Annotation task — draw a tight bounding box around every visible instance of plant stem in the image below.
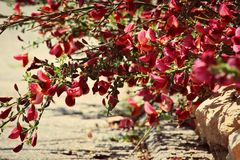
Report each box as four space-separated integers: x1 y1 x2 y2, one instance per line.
130 126 154 155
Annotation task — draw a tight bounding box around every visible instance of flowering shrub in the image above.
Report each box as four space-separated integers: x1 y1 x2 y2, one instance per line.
0 0 239 152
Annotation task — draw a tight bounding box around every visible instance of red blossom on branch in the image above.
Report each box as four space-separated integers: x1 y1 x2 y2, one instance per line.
13 53 28 67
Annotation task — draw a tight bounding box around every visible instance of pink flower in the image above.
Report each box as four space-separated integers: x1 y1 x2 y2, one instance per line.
37 70 51 84
50 43 63 57
124 23 135 33
119 117 134 129
168 0 181 11
31 132 37 147
14 2 21 16
182 35 195 49
144 101 157 116
191 59 212 84
155 59 170 73
26 105 38 121
166 15 179 29
146 28 156 42
144 101 158 126
159 94 173 112
29 83 43 104
13 53 29 67
174 72 186 86
137 29 148 45
163 45 177 59
8 123 22 139
232 27 240 53
219 3 232 18
128 98 141 117
67 87 82 97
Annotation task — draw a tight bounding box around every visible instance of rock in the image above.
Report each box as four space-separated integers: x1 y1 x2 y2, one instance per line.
146 122 214 160
195 86 240 160
228 129 240 160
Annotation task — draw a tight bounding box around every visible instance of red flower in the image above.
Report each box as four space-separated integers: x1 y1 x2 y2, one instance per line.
8 123 22 139
137 29 148 45
108 94 119 108
150 73 167 90
174 72 186 86
29 83 43 104
0 107 12 119
65 95 75 107
29 83 42 95
47 84 58 96
13 53 29 67
37 70 51 84
31 132 37 147
50 43 63 57
0 97 12 103
182 35 195 49
14 2 21 16
146 28 156 42
30 94 43 105
232 27 240 53
47 0 60 10
26 105 38 121
12 143 23 153
176 108 190 121
97 80 110 96
191 59 213 84
119 117 134 129
77 0 84 7
166 15 179 29
57 85 67 97
155 59 170 73
144 101 157 116
124 23 135 33
89 9 107 21
67 87 82 97
219 3 232 18
128 98 141 117
168 0 181 11
144 101 158 125
163 45 177 59
159 94 173 112
79 75 90 95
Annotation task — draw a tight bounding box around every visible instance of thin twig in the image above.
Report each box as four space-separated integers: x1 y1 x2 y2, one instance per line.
0 6 95 35
130 126 154 155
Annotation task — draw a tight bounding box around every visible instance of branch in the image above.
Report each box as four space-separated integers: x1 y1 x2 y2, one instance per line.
0 13 9 19
0 6 95 35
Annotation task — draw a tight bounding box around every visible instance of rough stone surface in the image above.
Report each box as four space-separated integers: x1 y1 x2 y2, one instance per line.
228 129 240 160
146 122 214 160
195 86 240 160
